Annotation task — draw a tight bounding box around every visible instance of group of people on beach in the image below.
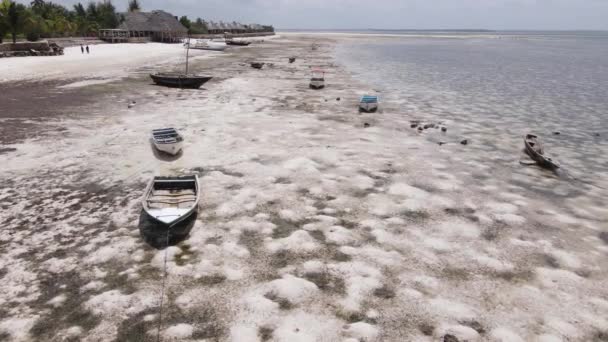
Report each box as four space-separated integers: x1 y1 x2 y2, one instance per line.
80 45 90 54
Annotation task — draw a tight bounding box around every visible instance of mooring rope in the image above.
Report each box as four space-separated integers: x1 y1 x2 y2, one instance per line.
156 230 171 342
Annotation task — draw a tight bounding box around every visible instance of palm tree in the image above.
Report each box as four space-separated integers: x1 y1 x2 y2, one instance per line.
73 3 86 18
8 1 28 43
0 0 11 43
0 13 7 44
128 0 140 12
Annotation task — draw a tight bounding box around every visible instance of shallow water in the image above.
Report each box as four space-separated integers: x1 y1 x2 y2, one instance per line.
336 33 608 212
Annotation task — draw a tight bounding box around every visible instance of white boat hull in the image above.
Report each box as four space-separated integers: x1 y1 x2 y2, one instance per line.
143 175 200 227
359 102 378 112
154 140 183 155
188 41 227 51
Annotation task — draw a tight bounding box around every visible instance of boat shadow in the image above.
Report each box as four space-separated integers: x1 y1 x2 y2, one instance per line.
149 139 182 162
138 209 197 249
150 83 209 91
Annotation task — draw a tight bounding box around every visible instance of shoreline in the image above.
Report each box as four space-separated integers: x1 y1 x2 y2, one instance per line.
1 35 607 342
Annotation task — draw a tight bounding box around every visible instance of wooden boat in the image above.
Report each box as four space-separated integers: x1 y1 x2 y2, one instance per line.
152 128 183 155
226 40 251 46
309 69 325 89
524 134 560 169
143 175 200 226
359 95 379 112
150 73 212 89
187 40 227 51
251 62 265 69
152 37 212 89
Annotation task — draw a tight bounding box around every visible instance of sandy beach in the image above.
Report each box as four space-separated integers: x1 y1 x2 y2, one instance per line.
1 34 607 342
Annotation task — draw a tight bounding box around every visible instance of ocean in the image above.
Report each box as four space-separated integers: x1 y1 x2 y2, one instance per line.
334 31 607 213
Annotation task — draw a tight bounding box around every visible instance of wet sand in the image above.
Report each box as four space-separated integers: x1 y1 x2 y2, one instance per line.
0 35 607 342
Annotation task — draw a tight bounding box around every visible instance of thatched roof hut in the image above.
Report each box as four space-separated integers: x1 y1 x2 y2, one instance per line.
205 21 219 34
117 10 187 42
169 18 273 37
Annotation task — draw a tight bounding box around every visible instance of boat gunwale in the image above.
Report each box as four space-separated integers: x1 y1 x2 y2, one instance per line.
142 175 200 227
523 134 559 169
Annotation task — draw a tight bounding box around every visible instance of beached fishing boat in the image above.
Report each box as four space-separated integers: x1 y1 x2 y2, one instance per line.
143 175 200 226
524 134 560 169
150 73 212 89
359 95 379 112
151 37 212 89
251 62 265 69
187 40 228 51
152 128 184 155
226 39 251 46
309 69 325 89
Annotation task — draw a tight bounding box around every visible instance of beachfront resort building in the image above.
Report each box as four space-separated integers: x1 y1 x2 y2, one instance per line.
99 10 275 43
99 10 187 43
205 21 273 35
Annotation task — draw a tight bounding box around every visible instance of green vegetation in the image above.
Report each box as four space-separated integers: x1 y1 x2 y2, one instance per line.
179 16 208 34
178 15 190 30
0 0 275 43
127 0 140 12
190 18 208 34
0 0 123 42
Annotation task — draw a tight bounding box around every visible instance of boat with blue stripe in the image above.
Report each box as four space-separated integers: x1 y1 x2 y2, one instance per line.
359 95 379 112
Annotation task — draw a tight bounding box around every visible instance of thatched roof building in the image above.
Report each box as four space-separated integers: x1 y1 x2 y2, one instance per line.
102 10 187 43
204 20 273 34
100 12 273 42
121 10 187 42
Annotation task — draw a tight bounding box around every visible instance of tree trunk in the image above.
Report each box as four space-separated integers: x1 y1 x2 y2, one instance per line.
12 31 16 44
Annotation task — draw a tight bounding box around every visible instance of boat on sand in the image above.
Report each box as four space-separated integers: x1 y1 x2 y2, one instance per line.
151 37 212 89
524 134 560 169
150 73 212 89
226 39 251 46
152 128 183 155
359 95 379 112
309 69 325 89
143 175 200 226
187 40 227 51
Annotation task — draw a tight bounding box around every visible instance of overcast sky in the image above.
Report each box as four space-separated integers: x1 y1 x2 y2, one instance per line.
21 0 608 30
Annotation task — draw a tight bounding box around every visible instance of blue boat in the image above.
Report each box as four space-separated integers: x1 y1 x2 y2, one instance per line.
359 95 379 112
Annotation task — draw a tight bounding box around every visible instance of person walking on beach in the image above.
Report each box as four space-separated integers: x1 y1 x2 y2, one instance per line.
80 45 84 54
86 45 90 54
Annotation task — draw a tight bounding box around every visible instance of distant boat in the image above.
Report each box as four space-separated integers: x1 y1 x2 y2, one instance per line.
152 128 183 155
226 40 251 46
223 32 250 46
187 40 227 51
309 68 325 89
289 57 296 63
150 73 212 89
143 175 200 226
151 37 212 89
524 134 560 169
359 95 379 112
251 62 265 69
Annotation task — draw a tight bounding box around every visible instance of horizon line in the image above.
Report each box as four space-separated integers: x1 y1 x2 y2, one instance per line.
276 28 608 32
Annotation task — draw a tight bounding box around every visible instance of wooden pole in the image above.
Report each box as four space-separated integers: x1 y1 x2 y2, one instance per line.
185 34 190 75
